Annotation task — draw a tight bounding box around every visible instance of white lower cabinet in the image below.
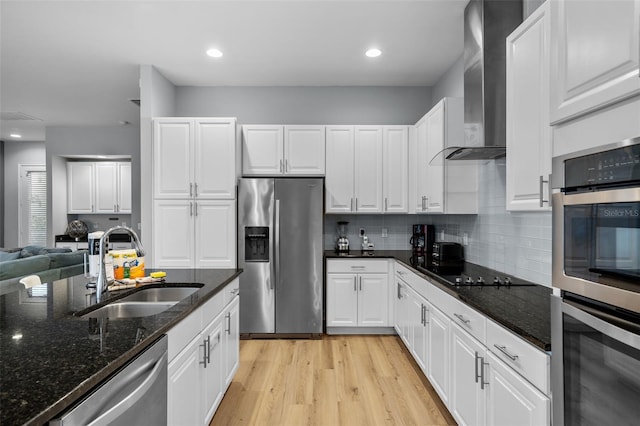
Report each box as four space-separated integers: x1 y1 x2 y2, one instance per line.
406 285 428 372
326 259 390 330
426 302 450 406
167 279 240 426
450 323 487 426
393 261 550 426
394 279 411 346
223 297 240 386
326 273 388 327
201 315 224 424
485 351 549 426
168 333 203 426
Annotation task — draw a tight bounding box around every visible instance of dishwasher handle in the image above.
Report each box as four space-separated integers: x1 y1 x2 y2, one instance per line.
86 351 168 426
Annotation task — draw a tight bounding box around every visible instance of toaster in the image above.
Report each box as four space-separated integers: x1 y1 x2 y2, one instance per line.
432 242 464 266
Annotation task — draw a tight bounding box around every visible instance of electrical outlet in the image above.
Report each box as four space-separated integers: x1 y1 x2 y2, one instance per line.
381 228 388 238
439 230 445 240
359 228 365 237
463 232 469 246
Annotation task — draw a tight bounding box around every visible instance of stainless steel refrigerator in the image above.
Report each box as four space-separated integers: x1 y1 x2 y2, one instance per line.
238 178 323 336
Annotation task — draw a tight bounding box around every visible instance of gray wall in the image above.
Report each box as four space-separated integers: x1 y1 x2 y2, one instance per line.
3 141 46 247
139 64 177 250
430 55 464 106
176 86 432 125
46 126 140 244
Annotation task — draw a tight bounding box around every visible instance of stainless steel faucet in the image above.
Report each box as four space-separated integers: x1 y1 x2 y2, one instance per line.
95 225 145 303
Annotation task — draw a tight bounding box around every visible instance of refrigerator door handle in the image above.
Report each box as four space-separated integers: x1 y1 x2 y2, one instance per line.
274 199 280 291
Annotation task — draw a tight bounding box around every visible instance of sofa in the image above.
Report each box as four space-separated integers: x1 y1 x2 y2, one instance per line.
0 246 86 293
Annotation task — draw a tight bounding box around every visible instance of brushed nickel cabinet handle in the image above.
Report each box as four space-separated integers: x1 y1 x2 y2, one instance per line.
494 344 519 361
539 175 549 207
454 313 470 325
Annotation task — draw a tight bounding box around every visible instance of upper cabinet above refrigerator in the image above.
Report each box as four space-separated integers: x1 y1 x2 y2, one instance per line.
550 0 640 125
242 125 326 176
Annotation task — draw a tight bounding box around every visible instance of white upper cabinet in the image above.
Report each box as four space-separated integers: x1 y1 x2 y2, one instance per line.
326 125 408 214
382 126 409 213
284 125 326 175
413 98 477 214
117 162 132 213
154 118 237 200
325 126 356 213
153 119 193 199
354 126 384 213
506 1 552 211
67 162 95 214
242 125 325 176
242 125 283 175
195 119 238 199
94 162 118 214
424 102 446 213
67 161 131 214
550 0 640 124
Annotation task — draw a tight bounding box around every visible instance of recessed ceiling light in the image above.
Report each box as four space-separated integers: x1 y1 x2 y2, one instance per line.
10 133 22 138
206 48 223 58
365 48 382 58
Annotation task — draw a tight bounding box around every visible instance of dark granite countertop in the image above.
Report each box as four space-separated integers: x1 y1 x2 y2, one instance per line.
0 268 242 426
325 250 551 352
55 234 132 243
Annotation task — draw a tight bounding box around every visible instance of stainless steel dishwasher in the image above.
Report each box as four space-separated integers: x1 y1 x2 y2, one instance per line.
51 335 168 426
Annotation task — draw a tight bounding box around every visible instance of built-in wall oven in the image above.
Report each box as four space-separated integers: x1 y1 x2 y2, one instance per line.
552 138 640 426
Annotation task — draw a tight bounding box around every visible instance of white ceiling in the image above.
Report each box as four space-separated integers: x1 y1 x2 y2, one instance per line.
0 0 468 142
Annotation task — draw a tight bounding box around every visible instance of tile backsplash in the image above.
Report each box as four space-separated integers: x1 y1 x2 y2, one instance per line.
323 159 553 286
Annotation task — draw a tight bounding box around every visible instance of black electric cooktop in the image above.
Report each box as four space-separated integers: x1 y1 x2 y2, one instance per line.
417 262 537 287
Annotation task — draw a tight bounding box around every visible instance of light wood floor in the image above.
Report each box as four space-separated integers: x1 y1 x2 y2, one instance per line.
210 335 456 426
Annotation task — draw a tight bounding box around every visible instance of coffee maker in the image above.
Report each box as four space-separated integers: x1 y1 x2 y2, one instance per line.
410 224 435 265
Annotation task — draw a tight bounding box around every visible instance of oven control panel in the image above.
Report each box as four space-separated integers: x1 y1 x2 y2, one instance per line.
565 143 640 189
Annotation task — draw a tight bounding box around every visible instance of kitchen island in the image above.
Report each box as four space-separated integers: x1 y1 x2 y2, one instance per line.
0 268 241 426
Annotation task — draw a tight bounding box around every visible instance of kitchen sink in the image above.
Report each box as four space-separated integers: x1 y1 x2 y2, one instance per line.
81 301 178 319
79 285 203 319
114 286 202 303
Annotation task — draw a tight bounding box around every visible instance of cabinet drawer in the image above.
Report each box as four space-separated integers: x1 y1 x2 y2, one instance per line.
167 307 202 362
223 278 240 306
436 289 486 344
395 262 430 299
326 259 388 274
486 319 550 395
201 290 224 326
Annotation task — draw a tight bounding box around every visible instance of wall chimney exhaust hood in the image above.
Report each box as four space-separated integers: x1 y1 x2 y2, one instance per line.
445 0 522 161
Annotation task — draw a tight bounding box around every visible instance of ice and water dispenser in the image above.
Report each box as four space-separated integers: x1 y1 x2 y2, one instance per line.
244 227 269 262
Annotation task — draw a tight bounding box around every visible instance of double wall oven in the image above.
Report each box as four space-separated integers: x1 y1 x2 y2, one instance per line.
552 138 640 425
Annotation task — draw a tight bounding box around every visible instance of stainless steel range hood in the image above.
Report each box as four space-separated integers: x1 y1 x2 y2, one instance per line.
446 0 522 161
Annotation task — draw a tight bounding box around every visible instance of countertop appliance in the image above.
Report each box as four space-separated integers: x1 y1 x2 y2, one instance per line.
336 221 350 253
410 224 435 266
410 224 434 254
51 335 168 425
431 242 464 273
238 178 323 337
551 138 640 426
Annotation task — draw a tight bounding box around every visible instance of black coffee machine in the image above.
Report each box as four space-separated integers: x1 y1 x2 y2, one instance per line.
410 224 435 265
